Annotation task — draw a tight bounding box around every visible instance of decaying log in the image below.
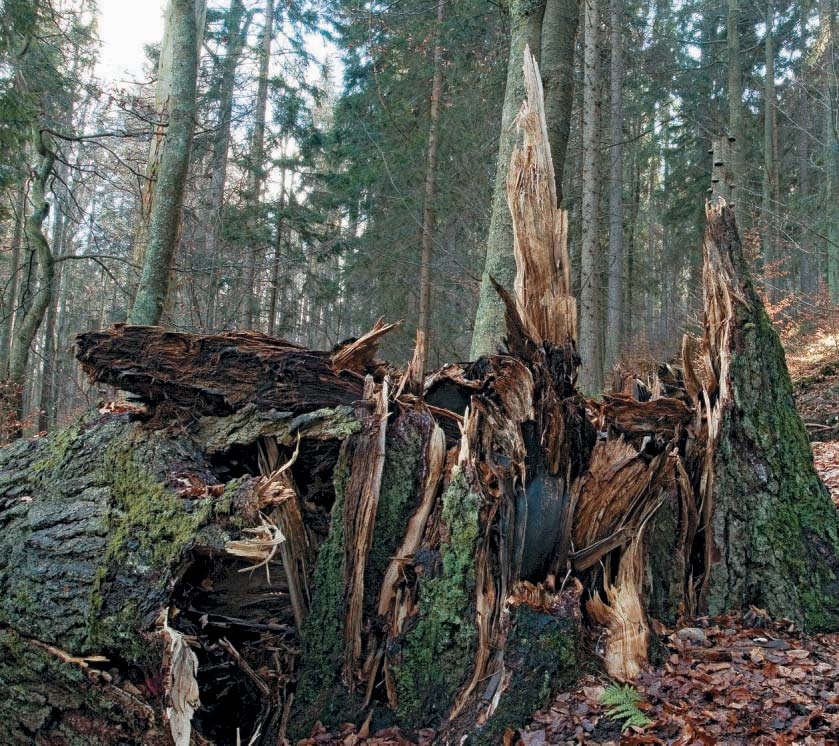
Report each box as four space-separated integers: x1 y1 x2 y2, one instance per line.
76 325 374 417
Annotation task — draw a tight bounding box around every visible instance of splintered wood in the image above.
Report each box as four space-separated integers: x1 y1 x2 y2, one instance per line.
342 377 389 687
507 45 576 346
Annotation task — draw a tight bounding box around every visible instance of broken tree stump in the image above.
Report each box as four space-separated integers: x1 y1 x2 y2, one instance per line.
692 200 839 629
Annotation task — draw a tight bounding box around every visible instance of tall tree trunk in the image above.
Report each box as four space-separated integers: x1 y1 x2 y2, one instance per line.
0 179 27 377
471 0 581 359
726 0 746 212
579 0 603 393
761 4 780 302
129 0 201 326
200 0 251 331
604 0 624 374
36 203 64 432
243 0 276 330
470 0 547 358
821 0 839 301
268 159 287 337
6 134 55 431
540 0 581 202
416 0 445 376
130 0 207 311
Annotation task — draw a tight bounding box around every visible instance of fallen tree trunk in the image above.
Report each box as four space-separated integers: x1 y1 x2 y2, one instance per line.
2 49 838 746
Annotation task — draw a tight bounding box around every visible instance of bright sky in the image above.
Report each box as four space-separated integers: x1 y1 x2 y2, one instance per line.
96 0 167 82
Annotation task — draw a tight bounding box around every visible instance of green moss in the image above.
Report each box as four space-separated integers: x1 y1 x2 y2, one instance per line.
30 421 82 479
292 444 355 735
86 432 216 656
393 470 481 727
366 416 425 598
0 627 156 744
472 605 578 744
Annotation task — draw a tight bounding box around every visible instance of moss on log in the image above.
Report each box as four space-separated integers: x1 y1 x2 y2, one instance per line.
0 412 255 743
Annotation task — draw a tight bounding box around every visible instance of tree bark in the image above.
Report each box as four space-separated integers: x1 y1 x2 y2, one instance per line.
579 0 603 393
243 0 276 330
416 0 445 377
604 0 624 374
129 0 202 326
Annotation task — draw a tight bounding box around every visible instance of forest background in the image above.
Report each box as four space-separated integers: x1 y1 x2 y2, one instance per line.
1 0 838 434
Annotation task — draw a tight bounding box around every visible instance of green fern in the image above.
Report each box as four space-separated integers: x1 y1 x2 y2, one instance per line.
601 684 651 730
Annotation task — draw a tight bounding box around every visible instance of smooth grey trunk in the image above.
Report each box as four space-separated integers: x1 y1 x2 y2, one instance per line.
579 0 603 393
36 203 64 432
540 0 581 202
0 180 27 377
470 0 547 358
243 0 276 329
129 0 201 326
7 136 55 428
130 0 207 309
417 0 445 376
604 0 624 374
200 0 251 330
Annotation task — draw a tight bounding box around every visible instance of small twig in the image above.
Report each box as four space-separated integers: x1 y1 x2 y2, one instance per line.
219 638 271 697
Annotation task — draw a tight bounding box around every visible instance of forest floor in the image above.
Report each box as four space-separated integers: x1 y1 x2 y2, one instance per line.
300 330 839 746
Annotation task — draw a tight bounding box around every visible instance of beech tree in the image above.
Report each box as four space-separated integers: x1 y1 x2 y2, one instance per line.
129 0 203 326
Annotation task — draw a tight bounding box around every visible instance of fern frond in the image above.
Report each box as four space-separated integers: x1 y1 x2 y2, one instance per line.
601 684 651 731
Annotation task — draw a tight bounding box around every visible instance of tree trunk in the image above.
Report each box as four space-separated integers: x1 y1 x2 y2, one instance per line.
3 51 839 745
267 156 287 337
470 1 546 359
604 0 624 374
6 133 56 432
130 0 207 311
199 0 251 331
540 0 581 202
416 0 445 377
0 179 27 377
726 0 745 212
578 0 603 393
821 0 839 301
761 4 780 300
36 202 64 432
129 0 202 326
243 0 276 330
